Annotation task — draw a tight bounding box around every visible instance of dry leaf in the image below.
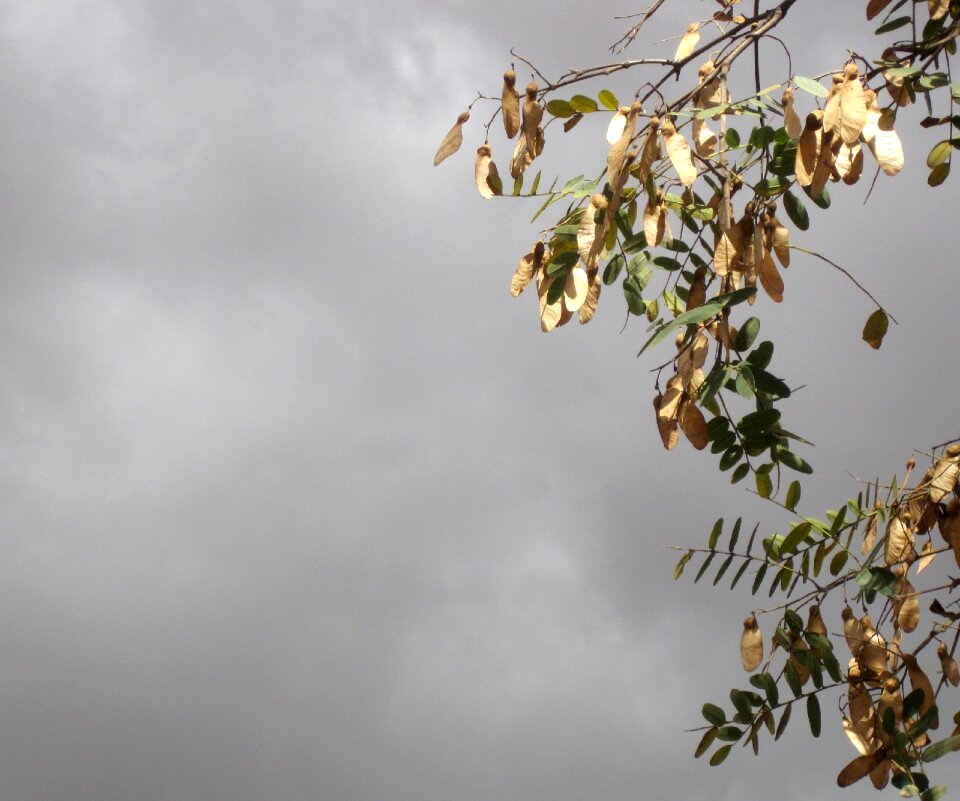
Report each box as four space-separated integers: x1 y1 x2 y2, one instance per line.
687 265 707 310
511 242 544 297
674 22 700 62
739 614 763 671
661 118 697 187
692 117 717 158
659 374 684 421
835 141 864 185
903 652 937 729
510 132 534 178
837 751 887 788
643 196 666 248
894 575 920 633
843 606 863 655
866 0 894 18
697 60 728 113
884 510 917 566
781 87 802 139
578 194 608 269
858 615 888 681
538 275 563 332
823 73 843 138
758 248 784 303
877 678 902 746
434 110 469 166
929 0 950 19
474 145 501 199
501 71 520 139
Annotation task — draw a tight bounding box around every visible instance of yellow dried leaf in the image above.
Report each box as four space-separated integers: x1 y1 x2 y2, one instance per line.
842 717 875 757
578 271 601 324
822 74 842 138
563 265 590 312
697 60 728 114
903 652 937 728
522 83 543 157
653 395 679 450
633 117 661 185
929 455 959 503
692 117 717 159
810 128 838 200
606 106 630 145
474 145 501 199
862 90 903 176
839 64 868 145
838 751 886 788
739 614 763 671
500 71 520 139
674 22 700 62
858 616 889 682
848 665 879 755
661 118 697 187
433 110 470 166
843 606 864 655
781 87 802 139
678 398 708 450
938 643 960 687
510 243 542 297
677 331 709 386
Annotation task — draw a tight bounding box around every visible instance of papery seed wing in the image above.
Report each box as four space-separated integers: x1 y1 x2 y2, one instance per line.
795 111 823 187
653 395 679 450
884 512 917 566
781 87 802 139
836 141 863 185
643 198 666 248
475 145 501 199
839 64 868 145
674 22 701 62
678 398 708 449
930 455 959 503
740 614 764 671
606 107 630 145
579 272 601 324
511 250 536 297
607 102 641 185
692 117 717 158
434 111 470 166
564 265 590 312
759 248 784 303
510 133 533 178
662 118 697 187
659 374 685 421
501 71 520 139
929 0 949 19
687 265 707 310
538 277 563 332
522 83 543 156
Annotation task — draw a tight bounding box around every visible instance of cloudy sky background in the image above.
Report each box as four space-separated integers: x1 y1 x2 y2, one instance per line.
1 2 958 799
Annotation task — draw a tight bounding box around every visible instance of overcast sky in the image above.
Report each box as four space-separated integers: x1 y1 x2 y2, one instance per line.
1 2 958 800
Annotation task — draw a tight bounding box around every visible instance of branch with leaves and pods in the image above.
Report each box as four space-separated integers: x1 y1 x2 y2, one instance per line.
435 0 960 795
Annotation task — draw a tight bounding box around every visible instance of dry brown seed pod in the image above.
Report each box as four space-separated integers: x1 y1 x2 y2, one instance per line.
795 111 822 187
847 663 878 755
606 107 630 145
643 197 666 249
838 64 868 145
893 575 920 633
837 751 887 788
902 652 938 729
740 614 763 671
930 455 959 503
781 87 802 139
607 104 641 185
687 266 707 311
877 677 902 746
577 194 608 269
661 118 697 187
509 132 533 178
866 0 895 19
697 60 728 113
678 398 708 450
862 90 903 176
511 244 541 297
938 643 960 686
578 271 601 324
809 128 837 199
884 511 917 566
563 266 590 312
659 374 685 421
758 248 784 303
537 274 563 332
674 22 700 62
474 145 501 199
929 0 950 20
653 394 679 450
522 83 543 157
692 117 717 158
501 71 520 139
843 606 863 655
434 111 470 166
822 74 843 137
858 616 888 682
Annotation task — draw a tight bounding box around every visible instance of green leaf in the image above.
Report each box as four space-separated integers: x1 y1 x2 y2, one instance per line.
856 566 899 598
927 140 953 168
785 480 801 511
709 744 733 766
530 170 541 194
637 290 755 354
603 254 626 286
737 409 780 436
929 162 950 186
752 368 791 398
512 173 523 196
750 563 768 595
569 94 598 113
546 99 575 118
754 176 788 196
695 727 718 758
623 275 646 315
728 518 742 551
793 75 828 98
829 549 848 576
719 446 743 471
725 128 741 148
776 449 812 474
547 250 579 275
734 317 760 351
734 366 755 399
784 609 803 632
806 694 821 737
784 658 802 698
730 690 754 720
597 89 619 111
730 558 751 589
922 787 948 801
694 551 716 583
749 673 779 707
546 274 565 304
783 190 809 231
673 549 694 579
923 736 960 762
756 471 773 498
875 15 911 35
779 520 812 556
486 172 503 195
652 255 683 271
702 703 727 727
774 702 791 740
708 518 724 549
746 341 774 370
862 309 889 349
731 463 750 484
